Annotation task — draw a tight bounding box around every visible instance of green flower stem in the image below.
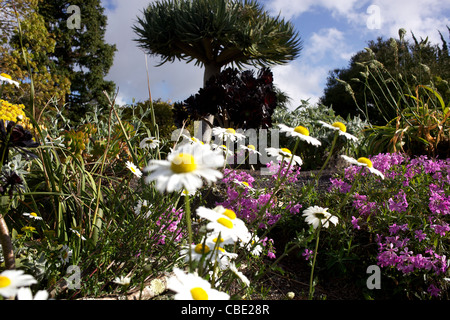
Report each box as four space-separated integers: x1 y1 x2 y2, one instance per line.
309 224 321 300
184 194 193 272
315 131 339 186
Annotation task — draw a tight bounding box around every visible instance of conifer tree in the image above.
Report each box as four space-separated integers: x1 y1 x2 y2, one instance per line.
37 0 117 123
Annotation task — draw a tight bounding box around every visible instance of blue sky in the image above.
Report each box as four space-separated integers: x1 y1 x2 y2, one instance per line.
101 0 450 109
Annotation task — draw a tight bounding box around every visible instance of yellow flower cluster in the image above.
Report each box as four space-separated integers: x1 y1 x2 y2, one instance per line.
0 99 32 129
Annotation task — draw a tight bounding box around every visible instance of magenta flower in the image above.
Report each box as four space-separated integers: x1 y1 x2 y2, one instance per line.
351 216 360 230
388 189 408 213
302 249 314 260
427 284 441 297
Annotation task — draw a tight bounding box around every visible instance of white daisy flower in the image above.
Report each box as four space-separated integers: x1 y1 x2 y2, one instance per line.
229 262 250 287
205 233 237 247
126 161 143 178
211 144 234 157
0 270 37 298
240 234 263 256
239 144 262 155
278 124 321 146
265 147 303 166
144 143 224 193
16 287 49 300
181 241 217 263
302 206 339 229
212 127 246 142
133 199 153 218
139 137 160 150
167 268 230 300
318 121 358 142
180 189 196 197
181 241 237 269
341 155 385 179
179 134 205 146
233 179 255 192
70 228 86 240
113 275 131 286
0 73 20 87
196 206 250 242
59 245 73 264
23 212 43 220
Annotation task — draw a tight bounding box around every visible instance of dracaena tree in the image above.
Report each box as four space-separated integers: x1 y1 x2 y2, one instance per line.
133 0 302 142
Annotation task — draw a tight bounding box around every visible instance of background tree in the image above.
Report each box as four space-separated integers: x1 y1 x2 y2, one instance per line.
37 0 117 124
0 0 71 116
133 0 302 142
173 67 277 130
320 28 450 125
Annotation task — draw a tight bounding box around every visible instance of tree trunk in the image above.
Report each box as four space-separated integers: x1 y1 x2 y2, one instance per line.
0 214 15 269
195 63 222 144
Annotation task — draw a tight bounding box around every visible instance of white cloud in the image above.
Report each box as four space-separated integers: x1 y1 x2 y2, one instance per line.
304 28 355 63
368 0 450 45
272 27 355 108
101 0 204 105
266 0 450 45
272 62 329 108
265 0 362 21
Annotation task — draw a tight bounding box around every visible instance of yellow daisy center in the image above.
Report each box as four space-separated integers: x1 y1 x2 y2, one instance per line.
294 126 310 136
171 153 197 173
191 137 204 145
332 122 347 132
241 181 249 187
226 128 236 134
222 209 236 220
194 243 210 255
190 287 209 300
357 157 373 168
217 217 234 229
212 237 225 244
280 148 292 155
0 276 11 288
30 212 38 217
314 212 327 220
1 73 12 80
247 144 256 150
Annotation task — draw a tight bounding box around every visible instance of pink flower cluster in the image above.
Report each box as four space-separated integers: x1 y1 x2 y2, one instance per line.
152 207 184 245
217 162 303 259
376 233 448 278
330 152 450 297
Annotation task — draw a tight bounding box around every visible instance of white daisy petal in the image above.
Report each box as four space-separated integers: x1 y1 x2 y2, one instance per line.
278 124 321 146
0 73 20 87
0 270 37 298
302 206 338 229
144 143 224 193
126 161 142 178
341 155 384 179
265 147 303 166
167 268 229 300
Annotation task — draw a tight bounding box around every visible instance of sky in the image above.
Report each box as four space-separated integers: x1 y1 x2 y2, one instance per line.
100 0 450 109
